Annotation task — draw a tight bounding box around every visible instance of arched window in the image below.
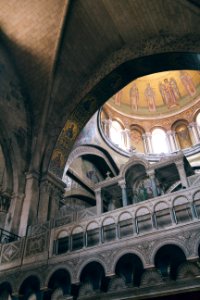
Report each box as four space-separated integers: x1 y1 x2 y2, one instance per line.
110 120 126 149
151 128 169 154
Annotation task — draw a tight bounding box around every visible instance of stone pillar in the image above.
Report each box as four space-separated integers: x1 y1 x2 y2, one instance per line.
170 207 177 225
19 171 40 236
124 127 131 150
188 122 200 145
119 180 128 207
95 188 102 216
147 170 158 198
5 192 24 234
146 132 153 153
37 179 51 224
152 213 157 229
38 172 66 223
190 202 198 220
175 160 188 188
142 133 148 154
167 130 178 152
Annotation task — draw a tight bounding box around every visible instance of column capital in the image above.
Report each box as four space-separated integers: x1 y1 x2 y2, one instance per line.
95 187 101 194
118 180 126 189
147 169 155 177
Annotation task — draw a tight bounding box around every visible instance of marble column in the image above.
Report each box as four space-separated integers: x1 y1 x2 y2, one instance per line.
142 133 148 154
119 180 128 207
175 160 188 188
146 132 153 153
19 171 40 236
167 130 178 152
188 122 200 145
95 188 102 216
190 202 198 220
124 127 131 150
147 170 158 198
170 207 177 225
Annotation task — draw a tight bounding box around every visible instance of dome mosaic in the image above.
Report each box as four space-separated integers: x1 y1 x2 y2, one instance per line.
106 70 200 119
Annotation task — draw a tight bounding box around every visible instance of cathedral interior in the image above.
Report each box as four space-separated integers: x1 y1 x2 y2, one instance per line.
0 0 200 299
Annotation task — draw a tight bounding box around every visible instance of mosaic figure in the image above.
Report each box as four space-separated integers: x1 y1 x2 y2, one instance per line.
129 82 139 111
145 83 156 112
180 71 196 96
114 90 122 106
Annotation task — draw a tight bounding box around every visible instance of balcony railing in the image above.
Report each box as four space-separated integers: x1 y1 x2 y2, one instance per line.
52 183 200 255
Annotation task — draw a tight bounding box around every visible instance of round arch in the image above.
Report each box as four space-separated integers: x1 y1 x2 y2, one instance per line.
150 239 188 266
48 51 200 178
77 258 107 282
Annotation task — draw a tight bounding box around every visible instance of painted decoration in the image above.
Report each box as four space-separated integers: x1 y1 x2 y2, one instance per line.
129 82 139 111
107 70 200 118
64 120 78 140
50 149 65 170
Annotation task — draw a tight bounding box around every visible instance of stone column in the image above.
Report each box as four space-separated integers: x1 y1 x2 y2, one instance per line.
119 180 128 207
146 132 153 153
151 213 157 229
147 170 158 198
188 122 200 145
38 172 66 223
37 179 51 224
19 171 40 236
124 127 131 150
175 160 188 188
170 207 177 225
190 202 198 220
142 133 148 154
5 192 24 234
167 130 178 152
95 188 102 216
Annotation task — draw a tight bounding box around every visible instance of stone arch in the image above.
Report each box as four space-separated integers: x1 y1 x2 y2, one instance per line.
70 225 85 236
172 195 189 206
86 221 99 231
150 239 188 266
101 216 116 227
65 145 118 177
135 206 152 216
154 244 187 280
56 230 69 239
114 252 144 286
153 201 169 213
112 249 146 274
192 190 200 201
120 157 149 178
192 232 200 258
117 211 133 223
44 264 73 288
19 275 41 298
17 272 43 292
48 42 200 177
47 268 71 297
77 258 107 282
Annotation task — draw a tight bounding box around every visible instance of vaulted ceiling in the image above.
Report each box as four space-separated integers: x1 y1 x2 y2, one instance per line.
0 0 200 184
